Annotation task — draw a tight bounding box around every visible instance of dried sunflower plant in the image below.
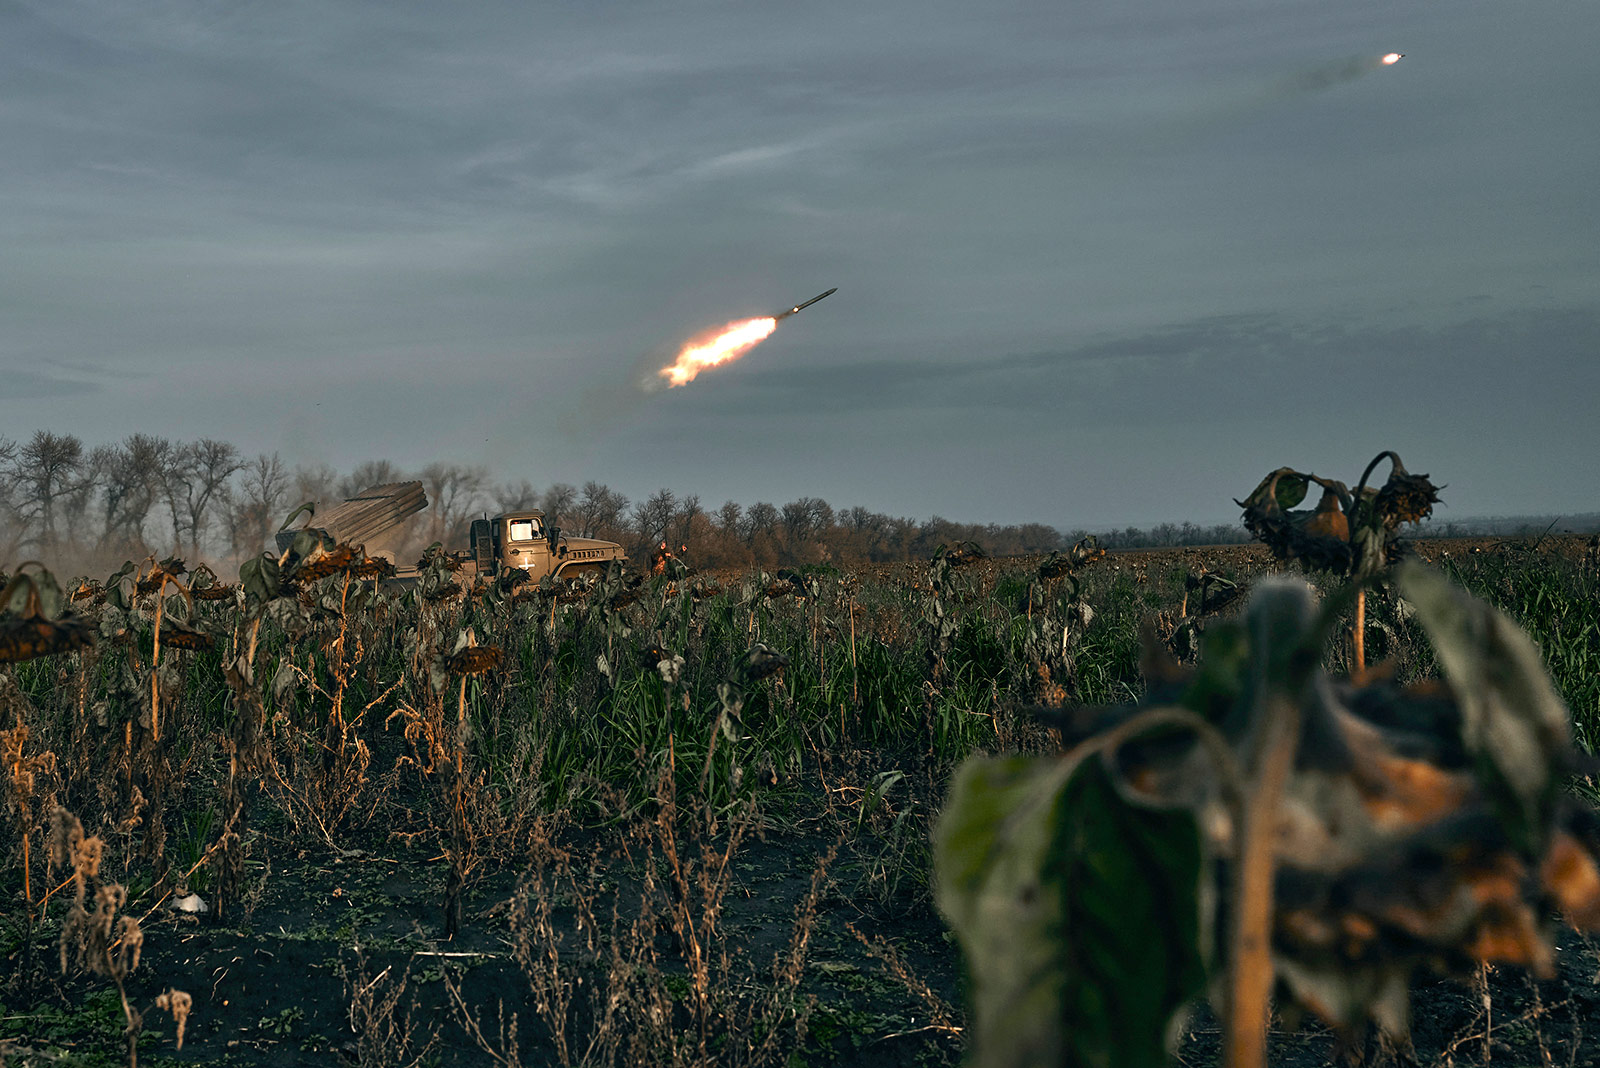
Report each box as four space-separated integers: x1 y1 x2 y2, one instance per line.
1 563 190 1067
49 806 194 1067
935 561 1600 1068
1235 450 1443 671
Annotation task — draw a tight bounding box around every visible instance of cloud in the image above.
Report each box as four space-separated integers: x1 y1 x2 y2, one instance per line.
670 306 1600 430
0 366 104 400
685 141 810 179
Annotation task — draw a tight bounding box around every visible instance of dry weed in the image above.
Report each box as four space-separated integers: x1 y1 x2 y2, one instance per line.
48 804 190 1068
446 775 832 1068
341 949 442 1068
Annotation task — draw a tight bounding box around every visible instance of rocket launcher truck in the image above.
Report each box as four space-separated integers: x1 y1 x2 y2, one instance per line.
275 480 627 584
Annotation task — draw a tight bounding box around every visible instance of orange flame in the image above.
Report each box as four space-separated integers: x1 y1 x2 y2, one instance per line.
659 317 777 387
1382 52 1403 65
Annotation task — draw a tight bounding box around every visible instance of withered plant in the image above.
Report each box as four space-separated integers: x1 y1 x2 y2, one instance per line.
1 720 55 998
234 532 399 852
391 622 507 938
1019 536 1105 708
447 770 831 1068
1237 450 1443 670
1 564 84 997
937 563 1600 1068
340 948 442 1068
49 805 191 1068
0 564 97 665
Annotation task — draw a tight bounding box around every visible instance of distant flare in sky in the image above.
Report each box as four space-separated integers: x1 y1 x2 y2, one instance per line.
657 288 837 388
1273 52 1408 97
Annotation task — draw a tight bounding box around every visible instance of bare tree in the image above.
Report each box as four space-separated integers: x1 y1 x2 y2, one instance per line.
885 516 919 559
0 436 19 560
632 488 677 550
742 502 779 543
671 493 702 549
743 501 781 566
540 483 577 527
181 439 246 558
780 497 829 545
10 431 87 557
4 431 1127 568
679 507 717 562
420 463 487 548
93 434 173 556
221 452 289 558
575 481 629 540
292 463 340 515
494 479 540 512
156 440 197 553
702 501 749 566
0 437 14 501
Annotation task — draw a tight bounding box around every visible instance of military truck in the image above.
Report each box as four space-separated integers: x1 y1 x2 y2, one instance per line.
277 480 627 584
465 510 626 582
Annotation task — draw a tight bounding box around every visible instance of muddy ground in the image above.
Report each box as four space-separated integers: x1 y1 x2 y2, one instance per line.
7 809 967 1067
11 808 1600 1068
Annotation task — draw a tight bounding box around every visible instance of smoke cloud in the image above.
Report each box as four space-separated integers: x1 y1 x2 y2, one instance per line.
1271 54 1390 98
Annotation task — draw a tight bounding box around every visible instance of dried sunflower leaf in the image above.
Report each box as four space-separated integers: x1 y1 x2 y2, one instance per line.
0 614 96 662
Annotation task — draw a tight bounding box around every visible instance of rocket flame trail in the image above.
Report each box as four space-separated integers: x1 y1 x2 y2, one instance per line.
1382 52 1404 65
656 288 836 388
658 317 777 388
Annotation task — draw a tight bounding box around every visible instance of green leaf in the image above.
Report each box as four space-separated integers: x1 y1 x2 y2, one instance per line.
239 554 281 605
1274 474 1309 512
935 753 1206 1068
285 528 329 565
277 501 316 533
1350 522 1388 581
1179 620 1250 725
105 561 137 611
1396 563 1573 851
2 567 66 619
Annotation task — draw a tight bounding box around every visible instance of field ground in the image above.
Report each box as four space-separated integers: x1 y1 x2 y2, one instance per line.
3 534 1598 1066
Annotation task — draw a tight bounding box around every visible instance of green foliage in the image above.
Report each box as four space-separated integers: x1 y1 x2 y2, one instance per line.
936 753 1205 1068
1397 565 1574 848
1437 549 1600 753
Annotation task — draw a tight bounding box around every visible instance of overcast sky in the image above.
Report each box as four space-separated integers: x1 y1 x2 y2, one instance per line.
3 0 1596 528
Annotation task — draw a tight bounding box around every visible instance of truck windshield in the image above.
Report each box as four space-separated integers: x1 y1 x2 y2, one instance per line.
508 518 543 541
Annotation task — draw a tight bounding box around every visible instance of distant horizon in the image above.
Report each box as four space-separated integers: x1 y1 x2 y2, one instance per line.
6 424 1596 541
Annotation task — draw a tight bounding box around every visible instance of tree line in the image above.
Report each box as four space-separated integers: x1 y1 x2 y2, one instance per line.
0 429 1250 575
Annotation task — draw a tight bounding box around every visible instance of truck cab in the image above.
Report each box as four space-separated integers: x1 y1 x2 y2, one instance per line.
468 510 626 582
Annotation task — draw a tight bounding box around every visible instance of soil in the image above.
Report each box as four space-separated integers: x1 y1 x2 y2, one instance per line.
14 810 1600 1068
5 814 966 1067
